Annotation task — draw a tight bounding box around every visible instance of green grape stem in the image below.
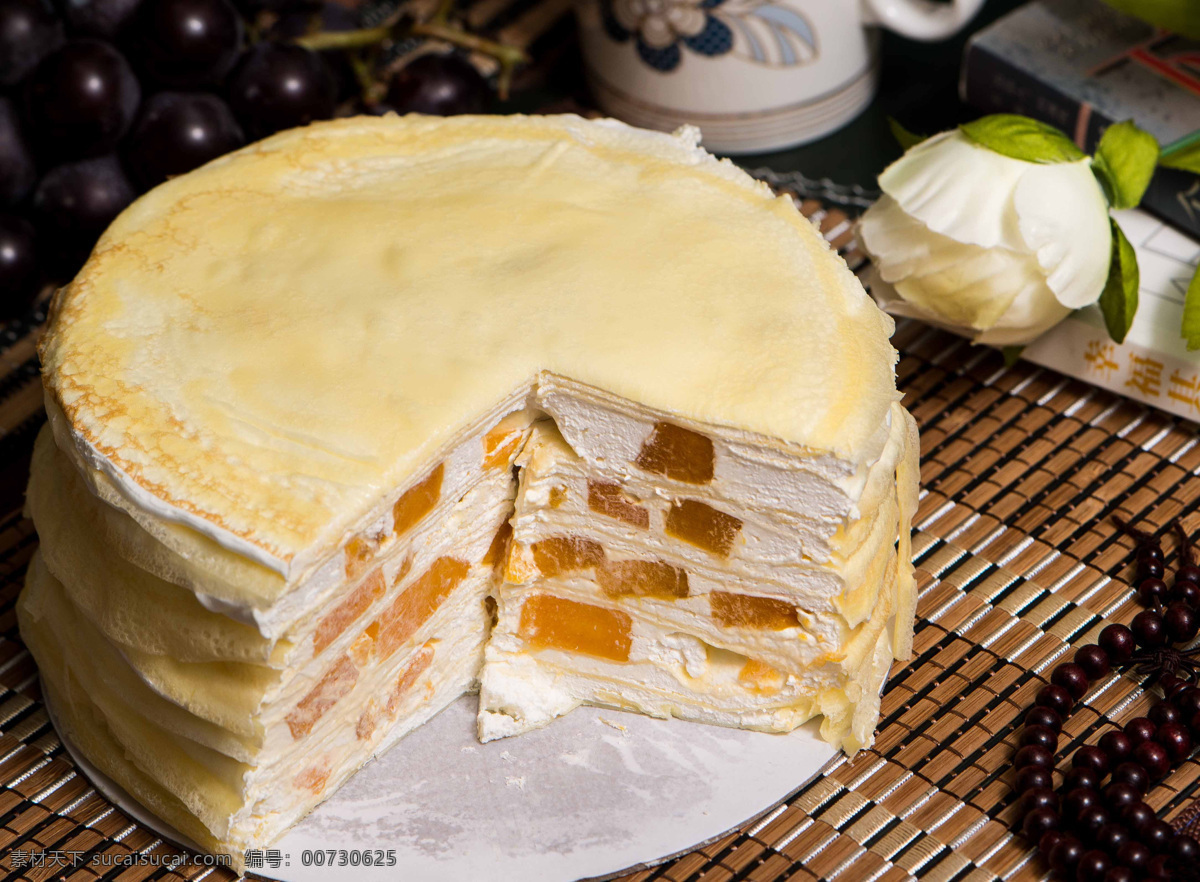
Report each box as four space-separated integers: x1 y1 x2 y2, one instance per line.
295 21 528 100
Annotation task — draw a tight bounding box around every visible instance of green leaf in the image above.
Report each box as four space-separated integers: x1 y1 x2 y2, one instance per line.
1160 134 1200 175
1097 220 1139 344
1002 346 1023 368
1182 266 1200 350
1098 0 1200 40
959 114 1086 164
1092 120 1159 209
888 118 926 152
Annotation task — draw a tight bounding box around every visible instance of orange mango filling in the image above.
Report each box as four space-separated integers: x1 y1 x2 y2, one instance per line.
313 567 386 655
483 520 513 568
665 499 742 557
392 463 444 537
738 658 786 694
287 654 360 739
376 556 469 660
484 419 524 470
386 643 435 716
597 559 688 599
635 422 714 484
587 480 649 529
519 594 632 662
530 536 605 578
344 532 383 579
711 592 800 630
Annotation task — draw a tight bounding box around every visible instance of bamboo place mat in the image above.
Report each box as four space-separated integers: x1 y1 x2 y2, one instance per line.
0 200 1199 882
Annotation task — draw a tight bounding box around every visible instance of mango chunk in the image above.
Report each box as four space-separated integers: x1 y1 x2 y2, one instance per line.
665 499 742 557
376 557 469 660
635 422 714 484
519 594 632 662
287 654 359 739
597 559 688 599
587 480 649 529
393 463 443 537
711 592 800 630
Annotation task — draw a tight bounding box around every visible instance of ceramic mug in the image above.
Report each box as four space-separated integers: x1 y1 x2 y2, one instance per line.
575 0 987 153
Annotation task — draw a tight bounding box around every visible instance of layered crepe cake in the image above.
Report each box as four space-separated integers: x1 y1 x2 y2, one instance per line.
18 114 920 865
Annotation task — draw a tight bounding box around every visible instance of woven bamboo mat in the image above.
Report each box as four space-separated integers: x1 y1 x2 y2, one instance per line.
0 199 1198 882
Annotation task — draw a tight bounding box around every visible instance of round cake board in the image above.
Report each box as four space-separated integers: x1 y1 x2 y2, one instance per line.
49 691 839 881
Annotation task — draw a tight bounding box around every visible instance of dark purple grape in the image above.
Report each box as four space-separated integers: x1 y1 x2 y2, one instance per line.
0 99 37 207
24 39 141 159
123 91 243 189
33 154 135 275
230 0 316 16
135 0 241 87
0 216 40 308
227 43 335 141
385 53 490 117
266 2 357 100
0 0 64 86
59 0 145 38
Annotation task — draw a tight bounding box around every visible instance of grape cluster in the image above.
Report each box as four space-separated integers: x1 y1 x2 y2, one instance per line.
1 0 495 314
1014 520 1200 881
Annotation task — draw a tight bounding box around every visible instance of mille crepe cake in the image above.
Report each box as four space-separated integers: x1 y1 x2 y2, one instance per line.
19 114 920 865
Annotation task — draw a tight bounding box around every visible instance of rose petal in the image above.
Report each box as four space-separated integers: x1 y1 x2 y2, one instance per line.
1013 160 1112 309
861 195 1034 330
878 131 1027 252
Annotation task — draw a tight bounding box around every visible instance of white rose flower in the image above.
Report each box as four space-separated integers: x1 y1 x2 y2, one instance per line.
859 129 1114 347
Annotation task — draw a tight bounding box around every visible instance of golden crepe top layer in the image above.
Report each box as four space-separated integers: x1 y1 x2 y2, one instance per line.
41 114 899 592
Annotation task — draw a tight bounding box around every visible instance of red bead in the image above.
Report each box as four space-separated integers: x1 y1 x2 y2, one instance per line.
1020 725 1058 751
1094 822 1128 855
1156 721 1193 763
1099 624 1135 665
1171 833 1200 861
1126 717 1158 747
1103 868 1133 882
1015 745 1055 770
1112 762 1149 793
1015 765 1053 794
1140 558 1166 581
1040 829 1066 856
1051 835 1087 874
1102 782 1140 812
1074 849 1110 881
1072 745 1110 776
1148 854 1173 877
1019 787 1058 817
1064 788 1102 823
1099 731 1133 764
1141 577 1170 605
1145 819 1174 852
1026 705 1062 733
1022 806 1060 841
1140 545 1166 563
1075 805 1109 841
1151 702 1183 726
1037 684 1075 715
1054 663 1092 698
1075 645 1112 680
1167 600 1200 642
1065 767 1101 792
1179 688 1200 719
1135 740 1172 778
1173 579 1200 606
1117 840 1152 871
1178 561 1200 584
1133 609 1167 648
1123 801 1156 833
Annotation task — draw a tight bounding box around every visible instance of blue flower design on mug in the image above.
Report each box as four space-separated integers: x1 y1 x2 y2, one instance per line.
603 0 733 71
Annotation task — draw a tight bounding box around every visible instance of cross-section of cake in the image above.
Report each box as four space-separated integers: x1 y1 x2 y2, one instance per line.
18 114 919 866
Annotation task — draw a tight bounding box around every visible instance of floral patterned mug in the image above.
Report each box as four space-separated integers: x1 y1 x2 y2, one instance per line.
575 0 987 153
